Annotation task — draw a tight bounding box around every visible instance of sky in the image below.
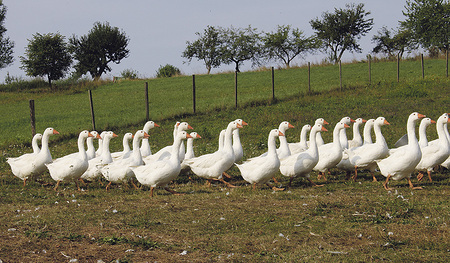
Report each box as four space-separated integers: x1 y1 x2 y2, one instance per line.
1 0 410 82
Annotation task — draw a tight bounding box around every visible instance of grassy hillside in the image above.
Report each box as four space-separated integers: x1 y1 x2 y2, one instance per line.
0 58 447 147
0 58 449 262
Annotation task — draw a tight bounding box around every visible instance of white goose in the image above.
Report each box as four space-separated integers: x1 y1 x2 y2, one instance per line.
95 131 107 157
111 132 134 160
81 131 118 182
180 132 202 173
437 119 450 169
46 130 93 191
252 121 294 159
346 117 390 181
140 120 160 157
86 131 100 160
232 119 248 163
288 124 311 154
31 133 43 154
348 118 366 149
313 121 350 180
184 121 243 187
376 112 425 190
415 113 450 182
306 118 328 148
363 119 375 145
101 130 149 190
143 122 193 164
133 131 192 197
417 118 436 148
7 128 59 186
338 116 356 150
279 123 328 187
236 129 285 191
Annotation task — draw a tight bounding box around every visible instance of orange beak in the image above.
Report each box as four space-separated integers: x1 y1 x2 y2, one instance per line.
288 123 295 129
88 132 94 137
278 131 285 136
186 133 193 139
323 120 329 125
196 134 202 139
362 119 367 123
418 113 426 118
53 129 60 135
188 125 194 130
96 134 102 139
242 121 248 126
112 133 119 138
321 126 328 132
143 132 150 139
237 124 243 128
154 123 160 127
344 124 350 128
430 119 436 124
384 120 390 125
350 118 356 123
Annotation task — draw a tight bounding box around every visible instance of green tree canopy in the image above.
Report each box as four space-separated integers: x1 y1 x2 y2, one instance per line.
372 27 416 59
69 21 130 79
220 25 261 73
0 0 14 70
401 0 450 51
182 25 222 74
20 33 72 87
262 25 318 68
156 64 181 78
310 3 374 63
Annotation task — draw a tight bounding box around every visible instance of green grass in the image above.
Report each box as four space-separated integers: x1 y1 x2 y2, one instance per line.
0 58 449 262
0 58 447 147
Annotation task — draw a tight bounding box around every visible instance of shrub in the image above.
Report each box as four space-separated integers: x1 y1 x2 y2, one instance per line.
156 64 181 78
120 68 139 79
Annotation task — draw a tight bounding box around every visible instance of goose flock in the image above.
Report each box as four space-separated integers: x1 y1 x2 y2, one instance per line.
6 112 450 196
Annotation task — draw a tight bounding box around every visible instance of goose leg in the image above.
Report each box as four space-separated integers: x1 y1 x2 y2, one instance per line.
150 187 154 197
222 172 232 179
408 177 423 190
75 180 81 191
383 175 392 191
307 178 324 187
272 176 280 184
105 181 112 191
164 187 184 195
417 171 424 181
253 183 256 190
371 171 377 182
427 171 433 182
54 180 61 191
131 180 140 190
23 178 27 187
266 183 284 191
352 166 358 181
205 179 212 187
215 178 236 188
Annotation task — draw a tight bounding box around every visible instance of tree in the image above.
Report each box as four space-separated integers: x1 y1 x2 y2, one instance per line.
20 33 72 87
310 3 374 63
182 25 223 74
372 27 415 59
401 0 449 52
69 22 130 79
156 64 181 78
262 25 318 68
0 0 14 70
220 25 261 72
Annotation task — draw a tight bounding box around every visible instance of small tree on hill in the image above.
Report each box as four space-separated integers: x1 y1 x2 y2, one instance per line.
220 25 261 72
310 3 374 63
262 25 319 68
182 25 223 74
0 0 14 70
20 33 72 87
69 21 130 79
372 26 416 59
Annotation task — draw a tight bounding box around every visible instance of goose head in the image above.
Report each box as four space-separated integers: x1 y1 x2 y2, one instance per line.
143 121 160 132
189 132 202 139
375 117 390 126
315 118 329 125
278 121 294 133
178 122 194 131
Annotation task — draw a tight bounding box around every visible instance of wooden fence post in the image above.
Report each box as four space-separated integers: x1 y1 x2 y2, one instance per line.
88 90 96 131
192 75 196 113
29 99 36 137
368 55 372 84
339 60 342 91
145 82 149 121
446 49 448 78
308 62 311 93
397 54 400 82
271 67 275 101
235 71 238 108
421 54 424 79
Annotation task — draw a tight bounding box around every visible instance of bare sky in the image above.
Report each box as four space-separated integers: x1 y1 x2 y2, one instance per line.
1 0 409 81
